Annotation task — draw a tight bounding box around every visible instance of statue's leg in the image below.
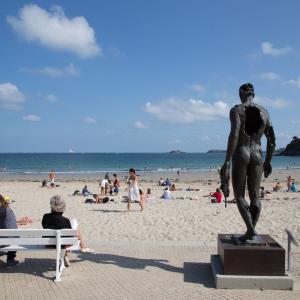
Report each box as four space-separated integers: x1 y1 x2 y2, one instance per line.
232 151 253 240
247 155 263 232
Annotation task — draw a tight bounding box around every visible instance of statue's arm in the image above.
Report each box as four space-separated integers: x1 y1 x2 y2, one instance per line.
263 113 276 177
224 107 241 163
220 107 240 198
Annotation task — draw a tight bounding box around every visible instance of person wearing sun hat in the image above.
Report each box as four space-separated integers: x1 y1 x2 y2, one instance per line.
0 194 19 268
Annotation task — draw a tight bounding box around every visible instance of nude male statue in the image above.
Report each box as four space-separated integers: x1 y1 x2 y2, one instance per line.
220 83 276 243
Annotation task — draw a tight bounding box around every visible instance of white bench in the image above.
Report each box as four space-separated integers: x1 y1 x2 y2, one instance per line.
0 229 80 282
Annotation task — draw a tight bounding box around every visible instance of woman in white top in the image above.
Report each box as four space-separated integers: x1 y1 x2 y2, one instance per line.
127 168 140 211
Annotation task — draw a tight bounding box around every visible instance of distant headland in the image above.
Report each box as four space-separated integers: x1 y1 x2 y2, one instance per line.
277 136 300 156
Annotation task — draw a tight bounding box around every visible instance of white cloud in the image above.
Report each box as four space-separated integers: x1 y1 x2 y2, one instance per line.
189 84 205 92
277 132 292 140
261 42 294 57
291 120 300 124
37 92 57 102
22 63 78 78
286 76 300 87
144 97 230 123
134 121 148 129
7 4 100 58
22 114 41 122
259 72 280 81
0 82 25 110
82 116 96 124
255 96 290 109
44 94 57 102
249 42 295 59
168 139 183 145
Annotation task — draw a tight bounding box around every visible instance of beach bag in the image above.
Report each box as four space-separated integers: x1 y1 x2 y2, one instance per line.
85 198 94 204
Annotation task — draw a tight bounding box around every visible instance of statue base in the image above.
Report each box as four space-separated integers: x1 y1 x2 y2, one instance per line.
231 234 267 246
211 255 293 290
217 234 285 276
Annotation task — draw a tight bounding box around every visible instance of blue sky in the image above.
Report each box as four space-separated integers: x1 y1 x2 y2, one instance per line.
0 0 300 152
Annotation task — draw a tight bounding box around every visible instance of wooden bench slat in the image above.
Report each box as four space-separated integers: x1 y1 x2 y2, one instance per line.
0 237 78 246
0 229 77 237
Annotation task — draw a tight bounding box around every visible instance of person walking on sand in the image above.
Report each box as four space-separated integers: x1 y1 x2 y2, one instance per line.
49 170 55 187
127 168 140 211
287 176 292 192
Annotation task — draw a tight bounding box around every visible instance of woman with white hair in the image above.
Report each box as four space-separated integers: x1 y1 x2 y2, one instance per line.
42 195 93 267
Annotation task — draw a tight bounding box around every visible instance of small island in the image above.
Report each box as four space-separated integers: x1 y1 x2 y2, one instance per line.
277 136 300 156
207 149 226 154
169 150 186 154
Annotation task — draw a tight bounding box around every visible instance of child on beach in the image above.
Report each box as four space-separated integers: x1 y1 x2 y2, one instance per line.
113 174 120 194
100 178 109 195
49 170 55 187
291 181 298 192
139 189 145 211
287 176 292 192
273 182 282 192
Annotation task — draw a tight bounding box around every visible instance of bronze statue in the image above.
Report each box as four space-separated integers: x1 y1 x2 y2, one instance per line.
220 83 276 243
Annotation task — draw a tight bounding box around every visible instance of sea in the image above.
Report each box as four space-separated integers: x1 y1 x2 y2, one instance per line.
0 153 299 176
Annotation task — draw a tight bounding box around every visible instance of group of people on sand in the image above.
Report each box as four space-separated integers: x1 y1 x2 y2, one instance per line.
272 176 299 193
0 194 93 269
100 173 121 196
286 176 299 192
42 170 57 188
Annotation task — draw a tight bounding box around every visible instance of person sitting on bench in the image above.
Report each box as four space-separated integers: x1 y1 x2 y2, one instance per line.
0 195 19 268
42 195 94 267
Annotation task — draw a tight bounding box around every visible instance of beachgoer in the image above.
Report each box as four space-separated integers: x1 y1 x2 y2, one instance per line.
158 178 164 186
49 170 55 187
105 172 110 181
42 179 47 187
100 178 109 195
273 182 282 192
177 170 180 176
287 176 292 192
139 189 145 211
42 195 93 267
170 184 176 191
113 174 120 194
291 181 298 192
162 187 171 200
82 185 92 196
210 188 222 203
259 187 266 199
164 178 171 187
0 195 19 268
127 168 140 211
93 194 110 203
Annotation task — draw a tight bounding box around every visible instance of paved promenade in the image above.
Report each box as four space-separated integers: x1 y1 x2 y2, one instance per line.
0 241 299 300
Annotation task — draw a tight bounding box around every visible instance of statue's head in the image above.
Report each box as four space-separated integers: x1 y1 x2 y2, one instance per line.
239 83 255 103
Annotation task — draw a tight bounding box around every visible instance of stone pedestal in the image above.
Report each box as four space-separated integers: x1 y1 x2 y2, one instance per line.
218 234 285 276
210 234 293 290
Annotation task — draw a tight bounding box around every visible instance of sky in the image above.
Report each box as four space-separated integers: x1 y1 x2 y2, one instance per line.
0 0 300 152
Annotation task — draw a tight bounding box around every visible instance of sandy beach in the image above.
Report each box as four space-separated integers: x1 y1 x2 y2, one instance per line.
1 169 299 246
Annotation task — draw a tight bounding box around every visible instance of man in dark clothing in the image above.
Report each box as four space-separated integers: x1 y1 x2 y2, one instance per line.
0 195 19 268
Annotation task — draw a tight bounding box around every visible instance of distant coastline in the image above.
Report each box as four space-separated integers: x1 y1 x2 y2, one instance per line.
206 149 226 154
